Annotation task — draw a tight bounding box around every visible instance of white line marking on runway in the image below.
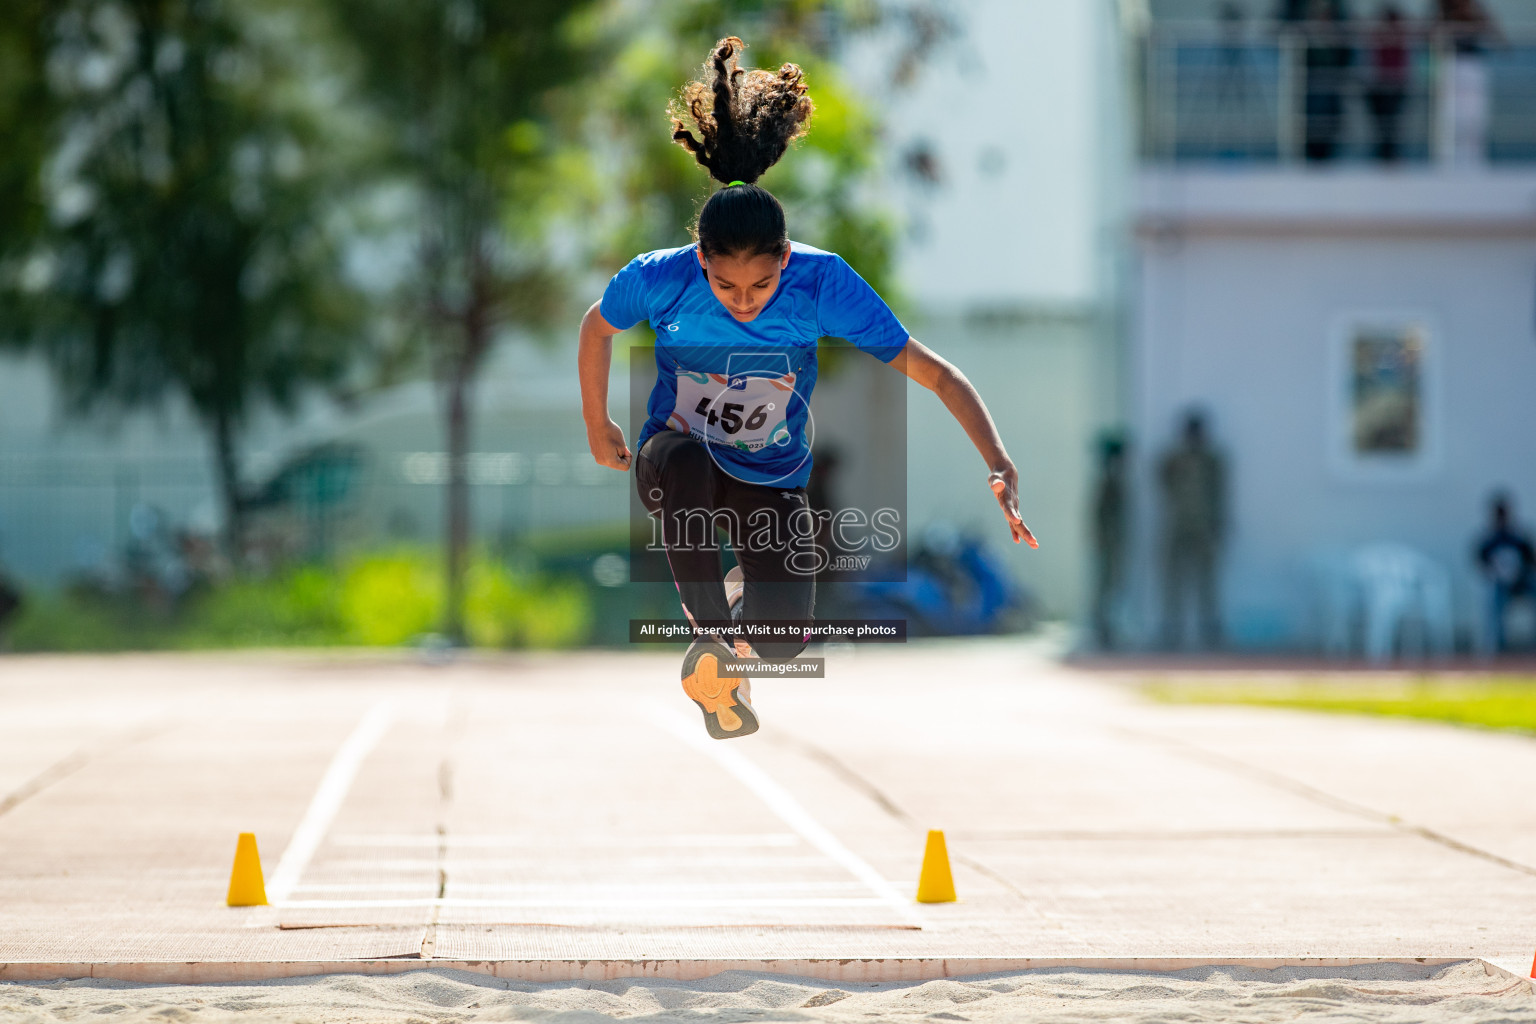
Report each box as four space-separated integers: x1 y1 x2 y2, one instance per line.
652 712 923 928
330 832 800 849
291 881 885 895
320 855 834 871
265 699 397 903
454 881 884 895
276 896 892 910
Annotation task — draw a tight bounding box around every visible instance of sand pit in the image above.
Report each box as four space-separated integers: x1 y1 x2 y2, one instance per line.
1 961 1532 1023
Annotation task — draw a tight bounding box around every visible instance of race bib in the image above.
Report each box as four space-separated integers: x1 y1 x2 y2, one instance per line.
666 354 798 453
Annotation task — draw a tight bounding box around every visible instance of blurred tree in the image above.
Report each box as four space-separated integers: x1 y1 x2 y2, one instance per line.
4 0 369 558
326 0 598 642
0 0 56 337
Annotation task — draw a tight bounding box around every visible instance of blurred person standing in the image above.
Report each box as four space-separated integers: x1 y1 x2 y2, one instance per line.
1302 0 1354 162
1434 0 1499 165
1366 4 1411 162
0 539 21 649
1159 411 1227 650
1091 434 1129 650
1474 492 1536 652
0 574 19 646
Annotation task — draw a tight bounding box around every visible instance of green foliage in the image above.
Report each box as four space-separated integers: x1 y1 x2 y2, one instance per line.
330 548 592 647
3 550 592 651
463 561 523 648
326 0 603 305
7 591 144 653
0 0 54 339
1146 677 1536 735
338 551 441 645
185 567 346 646
517 582 590 648
464 562 590 649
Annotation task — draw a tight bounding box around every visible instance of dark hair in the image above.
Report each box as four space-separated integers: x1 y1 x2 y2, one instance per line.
670 37 813 259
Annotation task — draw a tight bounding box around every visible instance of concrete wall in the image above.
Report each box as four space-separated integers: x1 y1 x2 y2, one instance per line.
852 0 1105 312
902 312 1111 619
1129 169 1536 648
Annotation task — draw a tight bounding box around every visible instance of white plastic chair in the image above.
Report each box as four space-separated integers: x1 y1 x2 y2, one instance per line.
1349 543 1454 664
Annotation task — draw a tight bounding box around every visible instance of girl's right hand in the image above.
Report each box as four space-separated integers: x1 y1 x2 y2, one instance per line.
989 467 1038 549
587 418 632 471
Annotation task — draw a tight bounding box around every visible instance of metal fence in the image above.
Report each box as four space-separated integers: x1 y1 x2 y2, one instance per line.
0 449 629 588
1140 22 1536 165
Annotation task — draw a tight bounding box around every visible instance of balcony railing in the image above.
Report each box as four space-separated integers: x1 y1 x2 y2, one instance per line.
1139 21 1536 166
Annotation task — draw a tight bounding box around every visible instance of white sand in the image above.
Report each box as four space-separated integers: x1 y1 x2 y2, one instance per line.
1 962 1532 1023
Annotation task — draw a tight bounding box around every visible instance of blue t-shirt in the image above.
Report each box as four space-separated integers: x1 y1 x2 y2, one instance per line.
601 241 908 489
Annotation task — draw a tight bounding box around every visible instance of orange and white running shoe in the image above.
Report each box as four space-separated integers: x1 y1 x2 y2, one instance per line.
680 636 757 740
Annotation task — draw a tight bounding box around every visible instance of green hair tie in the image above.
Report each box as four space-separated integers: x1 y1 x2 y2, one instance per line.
726 180 746 187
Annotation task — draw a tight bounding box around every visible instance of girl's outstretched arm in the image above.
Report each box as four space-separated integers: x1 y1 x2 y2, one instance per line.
891 337 1039 548
578 302 632 471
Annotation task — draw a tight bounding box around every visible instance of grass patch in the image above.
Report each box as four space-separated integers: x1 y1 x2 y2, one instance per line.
5 548 593 652
1145 677 1536 734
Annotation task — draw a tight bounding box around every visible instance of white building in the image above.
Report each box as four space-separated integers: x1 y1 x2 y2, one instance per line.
1124 0 1536 650
1133 172 1536 649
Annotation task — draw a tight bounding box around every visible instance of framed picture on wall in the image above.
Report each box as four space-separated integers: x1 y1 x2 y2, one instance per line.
1329 315 1440 480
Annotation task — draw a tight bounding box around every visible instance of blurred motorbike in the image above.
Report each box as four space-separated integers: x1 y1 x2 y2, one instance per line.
851 524 1034 637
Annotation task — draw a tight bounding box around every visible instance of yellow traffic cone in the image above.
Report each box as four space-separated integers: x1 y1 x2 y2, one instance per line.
226 832 268 907
915 829 957 903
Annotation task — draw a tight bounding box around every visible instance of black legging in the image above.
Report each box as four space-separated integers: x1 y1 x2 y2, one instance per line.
635 430 814 660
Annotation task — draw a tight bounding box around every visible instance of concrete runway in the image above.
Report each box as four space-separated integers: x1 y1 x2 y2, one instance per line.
0 644 1533 978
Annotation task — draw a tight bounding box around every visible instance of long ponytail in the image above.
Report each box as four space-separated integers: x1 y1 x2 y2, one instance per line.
670 37 813 258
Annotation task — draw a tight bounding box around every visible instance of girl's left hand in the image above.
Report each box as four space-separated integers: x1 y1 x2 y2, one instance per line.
988 466 1039 548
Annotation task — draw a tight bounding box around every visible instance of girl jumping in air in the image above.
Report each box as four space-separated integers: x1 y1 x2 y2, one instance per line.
579 37 1036 740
